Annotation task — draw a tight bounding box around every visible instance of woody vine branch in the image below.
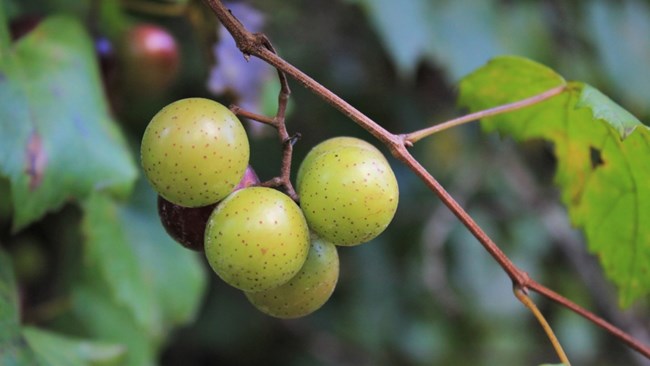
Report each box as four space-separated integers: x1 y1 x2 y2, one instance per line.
202 0 650 360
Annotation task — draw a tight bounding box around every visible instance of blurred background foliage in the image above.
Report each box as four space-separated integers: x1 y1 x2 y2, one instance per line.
1 0 649 365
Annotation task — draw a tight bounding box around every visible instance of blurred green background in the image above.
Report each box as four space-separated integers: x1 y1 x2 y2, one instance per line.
1 0 649 365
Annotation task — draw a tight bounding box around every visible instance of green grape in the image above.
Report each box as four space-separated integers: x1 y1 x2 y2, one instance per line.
297 138 399 246
141 98 249 207
204 187 310 292
296 136 382 188
245 234 339 319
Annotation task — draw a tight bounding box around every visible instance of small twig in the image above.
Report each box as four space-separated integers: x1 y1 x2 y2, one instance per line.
262 34 298 201
514 286 571 365
222 24 298 200
230 101 297 201
404 85 567 144
230 102 298 200
230 105 276 126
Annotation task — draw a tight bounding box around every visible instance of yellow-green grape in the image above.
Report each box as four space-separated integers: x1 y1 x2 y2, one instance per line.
297 139 399 246
296 136 382 188
204 187 310 292
141 98 249 207
245 234 339 319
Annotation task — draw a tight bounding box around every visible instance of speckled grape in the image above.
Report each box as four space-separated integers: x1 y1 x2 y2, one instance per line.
141 98 249 207
157 165 260 251
204 187 310 292
245 234 339 318
297 138 399 246
296 136 382 188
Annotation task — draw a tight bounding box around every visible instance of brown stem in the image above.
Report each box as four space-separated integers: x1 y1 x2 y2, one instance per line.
394 146 528 285
202 0 650 359
223 25 298 200
230 105 276 126
272 62 298 200
201 0 402 151
230 101 298 200
529 280 650 359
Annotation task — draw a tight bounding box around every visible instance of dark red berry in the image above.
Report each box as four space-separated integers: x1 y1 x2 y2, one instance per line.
158 197 216 251
158 166 260 251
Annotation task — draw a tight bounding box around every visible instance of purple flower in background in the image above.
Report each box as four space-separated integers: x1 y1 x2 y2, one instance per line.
208 2 273 118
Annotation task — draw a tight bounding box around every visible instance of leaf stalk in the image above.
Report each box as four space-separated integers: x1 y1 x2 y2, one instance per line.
514 286 571 366
404 85 567 144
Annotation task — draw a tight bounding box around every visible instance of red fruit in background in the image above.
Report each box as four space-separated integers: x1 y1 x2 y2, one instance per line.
119 23 180 95
158 166 260 251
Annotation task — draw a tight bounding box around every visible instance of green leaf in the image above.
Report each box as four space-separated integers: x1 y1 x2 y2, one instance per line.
71 282 158 366
75 179 207 364
23 326 126 366
80 179 207 342
459 56 650 306
0 15 137 231
81 192 162 338
0 249 39 365
119 182 207 326
575 85 643 138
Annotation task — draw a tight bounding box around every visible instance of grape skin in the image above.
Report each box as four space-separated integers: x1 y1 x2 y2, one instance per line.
297 137 399 246
296 136 382 188
245 234 339 319
204 187 310 292
157 164 260 251
141 98 249 207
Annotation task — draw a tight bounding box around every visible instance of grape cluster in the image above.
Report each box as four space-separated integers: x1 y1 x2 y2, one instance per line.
141 98 399 318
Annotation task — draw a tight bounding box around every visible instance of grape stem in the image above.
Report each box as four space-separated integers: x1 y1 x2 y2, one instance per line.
230 106 275 126
228 37 299 201
202 0 650 360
